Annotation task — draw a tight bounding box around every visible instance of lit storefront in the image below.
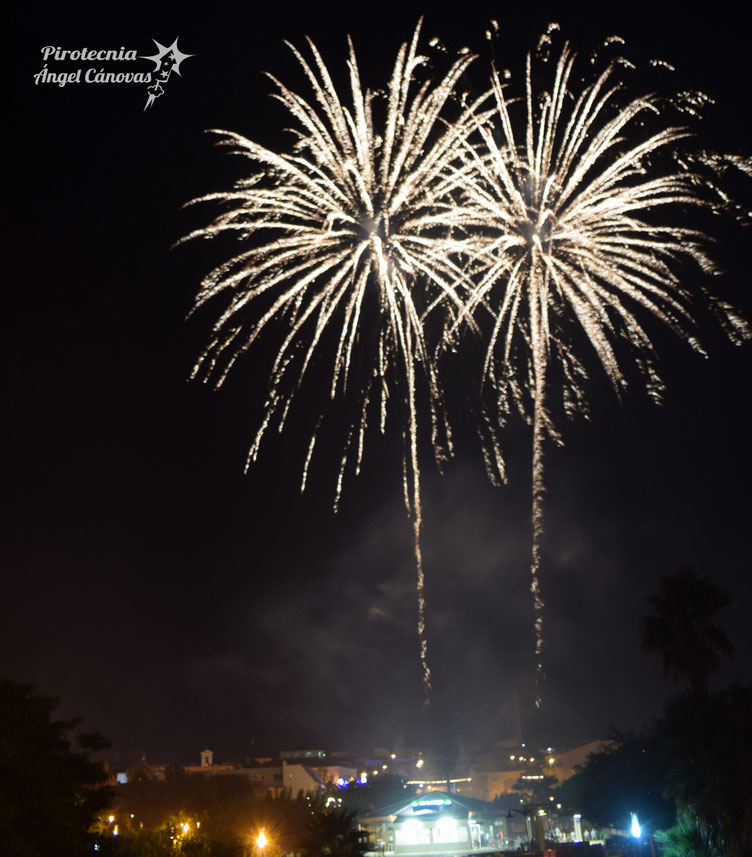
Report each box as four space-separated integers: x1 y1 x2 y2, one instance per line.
359 792 506 855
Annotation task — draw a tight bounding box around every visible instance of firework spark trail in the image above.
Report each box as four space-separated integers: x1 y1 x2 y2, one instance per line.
453 36 750 704
181 23 484 706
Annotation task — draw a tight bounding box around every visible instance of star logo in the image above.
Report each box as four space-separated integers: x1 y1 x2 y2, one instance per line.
141 37 195 110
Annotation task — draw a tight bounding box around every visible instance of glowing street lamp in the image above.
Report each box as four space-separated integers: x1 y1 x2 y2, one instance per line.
257 829 268 850
631 813 641 838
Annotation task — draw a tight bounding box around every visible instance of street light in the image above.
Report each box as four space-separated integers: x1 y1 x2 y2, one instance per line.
257 829 268 850
506 805 547 851
631 813 641 839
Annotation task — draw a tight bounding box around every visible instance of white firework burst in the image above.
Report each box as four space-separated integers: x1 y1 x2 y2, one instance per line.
454 35 750 702
180 22 483 703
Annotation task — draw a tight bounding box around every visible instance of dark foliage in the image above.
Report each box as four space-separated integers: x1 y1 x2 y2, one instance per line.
331 773 407 815
654 811 716 857
655 684 752 856
640 567 733 693
510 773 559 806
114 761 258 831
564 570 749 852
108 783 368 857
556 730 674 833
0 678 115 857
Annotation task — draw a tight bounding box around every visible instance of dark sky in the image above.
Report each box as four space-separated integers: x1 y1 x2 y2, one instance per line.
5 0 752 769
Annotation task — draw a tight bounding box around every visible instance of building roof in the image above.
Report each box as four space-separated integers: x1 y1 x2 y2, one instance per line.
359 791 502 824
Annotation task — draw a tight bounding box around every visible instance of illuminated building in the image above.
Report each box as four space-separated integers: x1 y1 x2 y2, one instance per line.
359 792 508 855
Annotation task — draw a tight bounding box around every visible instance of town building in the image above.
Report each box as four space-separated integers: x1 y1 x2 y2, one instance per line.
182 749 356 795
358 791 514 855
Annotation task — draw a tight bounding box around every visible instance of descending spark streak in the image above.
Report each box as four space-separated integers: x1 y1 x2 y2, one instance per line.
455 38 750 704
181 23 482 705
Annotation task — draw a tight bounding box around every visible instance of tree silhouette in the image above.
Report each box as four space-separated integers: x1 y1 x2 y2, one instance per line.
655 684 752 857
555 730 674 833
640 567 733 693
0 678 114 857
511 773 559 806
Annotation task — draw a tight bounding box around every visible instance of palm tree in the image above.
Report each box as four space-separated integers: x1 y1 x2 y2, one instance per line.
640 567 733 693
656 684 752 857
654 810 716 857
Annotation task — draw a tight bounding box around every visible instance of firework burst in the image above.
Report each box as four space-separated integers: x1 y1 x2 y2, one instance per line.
455 31 750 702
180 23 482 703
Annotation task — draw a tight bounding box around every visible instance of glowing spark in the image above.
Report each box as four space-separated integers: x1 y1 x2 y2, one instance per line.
456 36 749 704
181 23 482 705
649 59 676 71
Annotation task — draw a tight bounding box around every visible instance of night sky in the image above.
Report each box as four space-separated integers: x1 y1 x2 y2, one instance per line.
6 0 752 769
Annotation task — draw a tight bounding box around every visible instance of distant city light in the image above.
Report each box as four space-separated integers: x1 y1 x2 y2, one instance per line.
416 759 424 769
